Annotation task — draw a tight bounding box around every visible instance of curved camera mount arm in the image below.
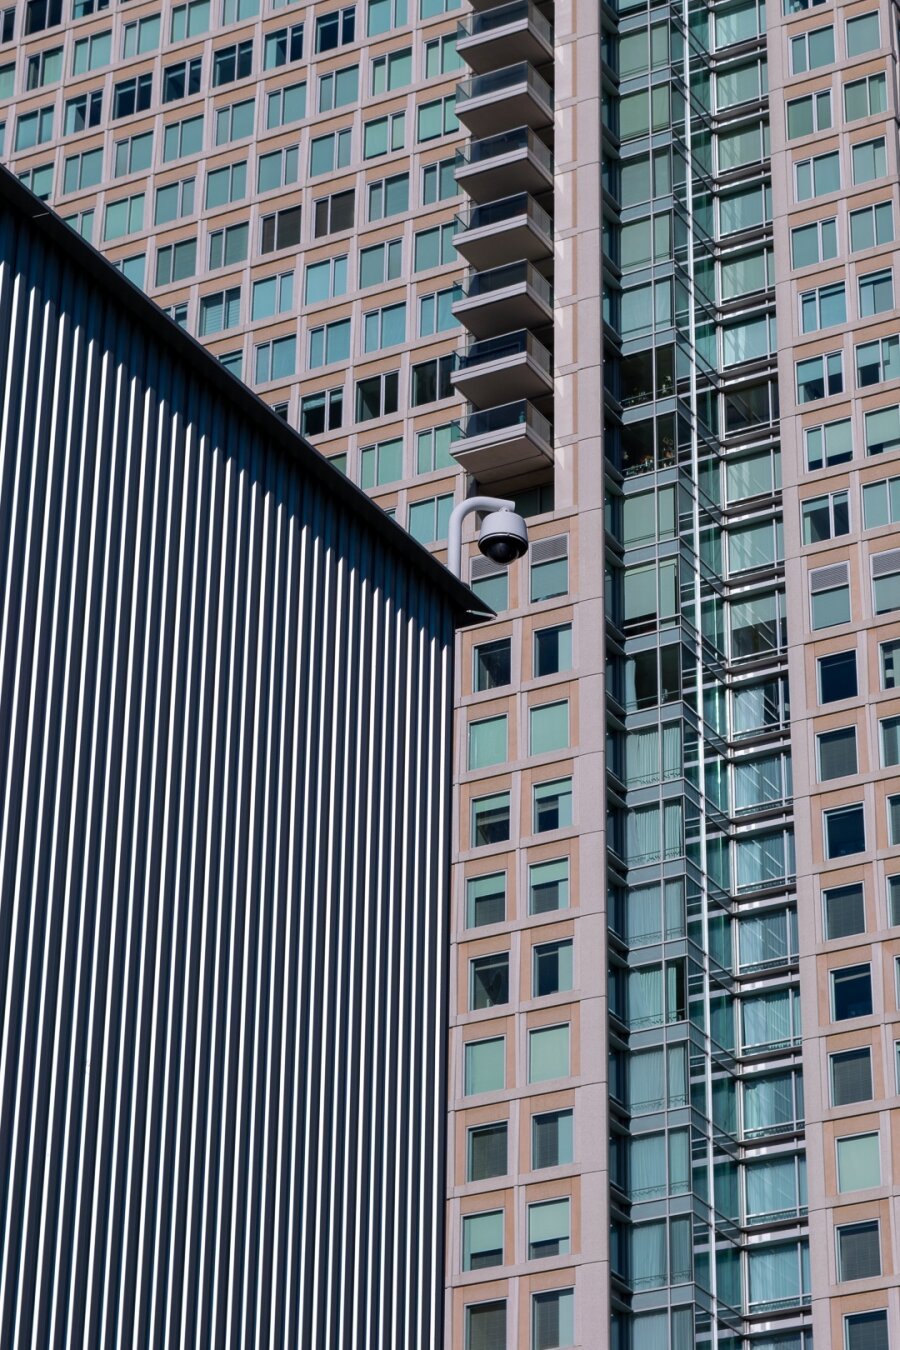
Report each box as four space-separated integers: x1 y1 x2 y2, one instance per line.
446 496 516 579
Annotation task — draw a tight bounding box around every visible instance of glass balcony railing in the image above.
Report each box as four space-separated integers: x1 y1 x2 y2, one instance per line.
458 260 552 305
457 0 553 44
456 399 552 445
456 329 552 375
456 126 553 171
456 192 553 238
456 62 553 109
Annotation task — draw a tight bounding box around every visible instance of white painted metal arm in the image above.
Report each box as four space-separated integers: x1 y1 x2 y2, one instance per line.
447 496 516 578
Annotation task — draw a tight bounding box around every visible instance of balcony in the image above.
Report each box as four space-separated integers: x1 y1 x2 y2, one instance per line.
454 192 552 270
455 127 553 203
452 399 554 485
452 329 552 406
455 63 553 139
457 0 553 74
453 260 552 339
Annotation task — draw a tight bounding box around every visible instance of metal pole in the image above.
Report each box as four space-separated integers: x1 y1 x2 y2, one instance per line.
446 496 516 578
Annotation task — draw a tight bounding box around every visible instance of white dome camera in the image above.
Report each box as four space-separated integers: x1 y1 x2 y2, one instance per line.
478 508 529 566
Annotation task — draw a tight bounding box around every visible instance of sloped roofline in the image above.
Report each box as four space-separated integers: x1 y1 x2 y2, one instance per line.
0 164 494 625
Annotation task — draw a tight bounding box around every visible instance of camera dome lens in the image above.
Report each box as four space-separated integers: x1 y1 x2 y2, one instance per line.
486 537 521 564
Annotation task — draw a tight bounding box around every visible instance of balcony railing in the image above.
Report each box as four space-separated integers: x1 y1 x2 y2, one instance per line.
456 192 553 238
457 62 553 106
742 1116 804 1142
456 329 552 376
458 0 553 43
456 126 553 171
459 260 552 305
456 398 552 445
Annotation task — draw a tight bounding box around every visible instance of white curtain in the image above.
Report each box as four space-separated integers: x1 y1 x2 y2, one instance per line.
627 1048 664 1112
627 805 660 863
665 878 685 937
739 910 788 968
630 1223 667 1289
748 1243 803 1307
628 965 663 1028
662 723 682 779
626 729 659 786
630 1134 666 1198
668 1129 689 1193
742 989 792 1050
626 884 661 944
745 1156 798 1218
664 801 683 857
743 1073 794 1133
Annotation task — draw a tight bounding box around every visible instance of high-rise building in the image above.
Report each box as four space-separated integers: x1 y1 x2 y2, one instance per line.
3 0 900 1344
0 165 490 1347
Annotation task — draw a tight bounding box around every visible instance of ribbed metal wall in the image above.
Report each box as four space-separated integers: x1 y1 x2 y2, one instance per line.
0 200 455 1349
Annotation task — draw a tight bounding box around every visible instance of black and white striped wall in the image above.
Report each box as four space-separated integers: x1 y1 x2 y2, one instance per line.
0 169 487 1349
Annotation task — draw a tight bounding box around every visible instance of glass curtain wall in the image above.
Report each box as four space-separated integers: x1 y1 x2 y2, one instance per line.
602 0 805 1346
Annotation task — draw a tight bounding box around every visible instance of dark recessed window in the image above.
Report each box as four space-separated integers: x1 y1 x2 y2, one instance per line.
823 882 865 939
818 650 858 702
466 1300 506 1350
471 792 511 847
831 964 873 1021
881 638 900 688
824 803 865 858
837 1221 881 1281
533 778 572 833
474 638 511 691
467 1122 508 1182
470 953 509 1010
888 874 900 927
818 726 858 780
845 1309 888 1350
532 1109 574 1168
533 940 574 997
534 624 573 677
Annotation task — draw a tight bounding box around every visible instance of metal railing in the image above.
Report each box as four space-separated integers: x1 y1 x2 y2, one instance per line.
457 0 553 44
456 62 553 109
456 329 552 375
455 398 553 444
456 191 553 238
456 125 553 171
458 259 553 305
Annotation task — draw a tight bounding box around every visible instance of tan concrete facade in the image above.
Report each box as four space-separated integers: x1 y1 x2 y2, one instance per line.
771 0 900 1344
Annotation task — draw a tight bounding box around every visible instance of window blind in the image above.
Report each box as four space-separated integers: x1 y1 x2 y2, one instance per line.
838 1221 880 1281
831 1047 872 1105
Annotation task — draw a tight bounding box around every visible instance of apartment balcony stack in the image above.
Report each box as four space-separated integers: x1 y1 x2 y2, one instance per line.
451 0 555 494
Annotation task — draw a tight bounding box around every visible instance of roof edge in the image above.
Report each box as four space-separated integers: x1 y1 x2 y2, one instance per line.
0 165 494 626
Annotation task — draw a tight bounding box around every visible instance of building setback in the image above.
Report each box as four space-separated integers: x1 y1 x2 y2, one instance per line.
0 167 489 1349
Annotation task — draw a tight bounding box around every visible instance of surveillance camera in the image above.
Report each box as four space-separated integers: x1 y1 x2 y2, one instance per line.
478 508 529 566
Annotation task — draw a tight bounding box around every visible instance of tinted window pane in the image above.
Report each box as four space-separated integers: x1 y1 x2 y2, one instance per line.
818 727 858 780
535 624 573 677
474 638 511 691
825 804 865 857
823 883 865 939
832 964 873 1020
471 953 509 1010
532 1109 574 1168
818 650 858 702
529 858 569 913
468 1123 508 1181
467 873 505 927
831 1047 873 1105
